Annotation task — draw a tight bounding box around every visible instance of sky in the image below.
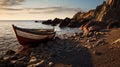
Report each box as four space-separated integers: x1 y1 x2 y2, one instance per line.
0 0 105 20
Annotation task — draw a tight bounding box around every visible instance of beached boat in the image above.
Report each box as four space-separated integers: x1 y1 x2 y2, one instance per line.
12 25 56 46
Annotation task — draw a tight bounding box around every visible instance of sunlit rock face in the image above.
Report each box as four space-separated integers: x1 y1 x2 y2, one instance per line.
94 0 120 22
103 0 120 21
73 0 120 29
72 0 120 36
73 10 95 21
106 0 113 5
106 0 120 7
94 1 107 22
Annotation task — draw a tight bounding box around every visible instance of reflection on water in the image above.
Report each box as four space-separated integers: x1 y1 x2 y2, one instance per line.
0 20 82 55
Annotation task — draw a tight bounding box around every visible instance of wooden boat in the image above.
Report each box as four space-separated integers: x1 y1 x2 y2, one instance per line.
12 25 56 46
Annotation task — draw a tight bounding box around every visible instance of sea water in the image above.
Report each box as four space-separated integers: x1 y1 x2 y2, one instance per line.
0 20 82 55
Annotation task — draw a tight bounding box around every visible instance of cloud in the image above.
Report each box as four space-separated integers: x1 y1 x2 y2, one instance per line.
0 6 82 16
0 0 24 6
27 7 81 14
0 7 23 11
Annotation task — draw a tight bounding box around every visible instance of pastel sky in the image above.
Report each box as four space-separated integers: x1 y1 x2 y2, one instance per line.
0 0 105 20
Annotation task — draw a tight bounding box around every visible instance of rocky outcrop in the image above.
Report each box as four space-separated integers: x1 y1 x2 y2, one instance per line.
59 17 71 27
73 10 95 21
74 0 120 28
42 0 120 30
42 19 52 25
51 18 62 26
73 0 120 36
67 19 81 28
94 0 120 22
42 18 62 26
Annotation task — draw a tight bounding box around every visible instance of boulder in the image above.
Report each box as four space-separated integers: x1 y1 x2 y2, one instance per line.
0 60 14 67
59 17 71 28
14 61 27 67
51 18 62 26
74 0 120 31
42 19 52 25
5 50 16 55
67 19 81 28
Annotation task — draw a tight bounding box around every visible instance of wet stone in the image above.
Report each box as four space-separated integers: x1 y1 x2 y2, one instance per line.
3 56 10 60
48 62 54 67
28 60 45 67
5 50 16 55
17 56 30 62
14 61 27 67
0 56 3 60
8 55 19 60
29 56 37 63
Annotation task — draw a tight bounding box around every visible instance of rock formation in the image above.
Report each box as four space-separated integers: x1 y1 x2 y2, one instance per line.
74 0 120 28
59 17 71 27
73 0 120 36
42 0 120 30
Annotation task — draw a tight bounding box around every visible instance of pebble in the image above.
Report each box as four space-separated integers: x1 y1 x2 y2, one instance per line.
5 50 16 55
48 62 54 67
14 61 27 67
29 56 37 63
0 30 107 67
0 56 3 60
28 60 45 67
3 56 10 60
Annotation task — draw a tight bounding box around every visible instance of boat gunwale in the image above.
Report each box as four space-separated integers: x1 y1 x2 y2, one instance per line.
12 25 56 35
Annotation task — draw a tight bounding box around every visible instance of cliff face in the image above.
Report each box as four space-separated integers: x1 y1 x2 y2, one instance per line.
103 0 120 22
94 1 107 22
73 10 95 21
73 0 120 29
95 0 120 22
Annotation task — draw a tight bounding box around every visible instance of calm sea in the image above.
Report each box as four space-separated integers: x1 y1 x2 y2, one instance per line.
0 20 82 55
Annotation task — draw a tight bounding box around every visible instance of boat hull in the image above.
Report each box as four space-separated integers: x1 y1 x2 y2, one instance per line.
17 35 54 46
12 25 56 46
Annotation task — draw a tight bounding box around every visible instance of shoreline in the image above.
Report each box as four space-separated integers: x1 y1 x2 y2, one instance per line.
0 28 120 67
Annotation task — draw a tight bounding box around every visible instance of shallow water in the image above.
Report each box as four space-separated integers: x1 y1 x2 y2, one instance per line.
0 20 82 55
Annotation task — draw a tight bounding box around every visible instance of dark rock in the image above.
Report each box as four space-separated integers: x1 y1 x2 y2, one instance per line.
35 20 39 23
42 18 62 26
8 55 19 60
5 50 16 55
51 18 62 26
14 61 27 67
0 60 14 67
87 32 94 37
59 17 71 28
67 19 81 28
42 19 52 25
95 39 105 46
73 0 120 33
0 56 4 60
18 56 30 62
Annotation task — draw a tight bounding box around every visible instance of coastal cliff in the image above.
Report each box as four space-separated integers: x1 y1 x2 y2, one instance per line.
42 0 120 30
73 0 120 29
72 0 120 36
